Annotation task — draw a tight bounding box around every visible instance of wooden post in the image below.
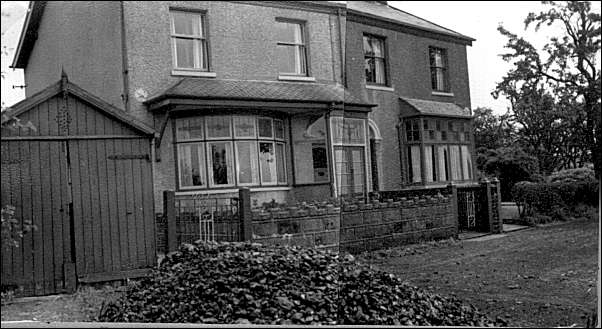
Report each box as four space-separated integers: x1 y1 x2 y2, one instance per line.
448 182 458 234
163 190 177 252
239 188 252 242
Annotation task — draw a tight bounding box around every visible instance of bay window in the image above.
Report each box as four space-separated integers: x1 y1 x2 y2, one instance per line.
176 115 287 190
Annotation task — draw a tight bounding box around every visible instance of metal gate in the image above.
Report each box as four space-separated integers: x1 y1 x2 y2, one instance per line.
457 185 486 232
176 195 240 244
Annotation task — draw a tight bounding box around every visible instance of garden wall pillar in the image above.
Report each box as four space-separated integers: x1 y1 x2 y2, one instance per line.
239 188 253 241
163 190 177 252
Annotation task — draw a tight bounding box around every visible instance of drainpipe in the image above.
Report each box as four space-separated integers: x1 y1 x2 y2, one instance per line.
120 1 130 112
336 8 346 87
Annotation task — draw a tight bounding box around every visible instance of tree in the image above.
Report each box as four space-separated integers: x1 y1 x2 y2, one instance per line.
472 107 515 150
477 146 541 201
494 1 601 177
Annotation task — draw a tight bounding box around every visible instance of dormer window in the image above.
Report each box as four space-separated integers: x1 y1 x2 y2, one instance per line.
429 47 449 92
170 10 209 71
276 20 308 76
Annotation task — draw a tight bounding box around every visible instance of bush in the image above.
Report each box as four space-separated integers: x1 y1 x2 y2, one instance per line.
548 168 599 207
512 181 564 218
512 174 599 221
98 242 496 326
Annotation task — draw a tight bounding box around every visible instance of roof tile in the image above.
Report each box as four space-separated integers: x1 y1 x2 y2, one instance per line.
146 78 373 106
400 97 472 117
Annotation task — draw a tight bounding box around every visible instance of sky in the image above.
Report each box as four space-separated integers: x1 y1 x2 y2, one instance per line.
1 1 600 114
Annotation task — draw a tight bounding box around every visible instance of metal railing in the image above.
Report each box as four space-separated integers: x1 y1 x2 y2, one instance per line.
175 195 240 243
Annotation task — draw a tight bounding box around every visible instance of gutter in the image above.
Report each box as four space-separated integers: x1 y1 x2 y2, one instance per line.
10 1 34 69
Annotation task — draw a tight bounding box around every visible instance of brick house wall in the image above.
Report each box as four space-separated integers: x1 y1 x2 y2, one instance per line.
345 18 472 190
122 1 344 125
120 1 345 208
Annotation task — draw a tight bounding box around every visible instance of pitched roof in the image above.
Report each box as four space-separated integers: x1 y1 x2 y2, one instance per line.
399 97 472 118
347 1 475 44
145 78 374 107
11 1 46 69
2 75 155 135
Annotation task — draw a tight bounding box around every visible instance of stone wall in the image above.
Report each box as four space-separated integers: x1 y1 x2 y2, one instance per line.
339 195 456 253
156 194 458 254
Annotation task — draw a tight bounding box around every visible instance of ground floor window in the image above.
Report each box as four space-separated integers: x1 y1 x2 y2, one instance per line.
335 146 365 197
406 143 472 184
176 115 287 190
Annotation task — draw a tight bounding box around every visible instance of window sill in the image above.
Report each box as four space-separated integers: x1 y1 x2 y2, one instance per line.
171 70 217 78
278 75 316 82
175 186 291 196
366 84 394 92
431 91 454 97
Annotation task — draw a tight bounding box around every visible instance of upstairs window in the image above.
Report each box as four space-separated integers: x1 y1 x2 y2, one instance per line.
363 34 387 85
429 47 449 92
276 20 307 76
170 10 209 71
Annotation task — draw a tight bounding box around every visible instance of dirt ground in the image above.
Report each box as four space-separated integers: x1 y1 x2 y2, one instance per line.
1 286 121 322
359 218 600 327
1 218 599 327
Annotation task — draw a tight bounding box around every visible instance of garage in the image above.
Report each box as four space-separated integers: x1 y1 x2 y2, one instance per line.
1 77 156 296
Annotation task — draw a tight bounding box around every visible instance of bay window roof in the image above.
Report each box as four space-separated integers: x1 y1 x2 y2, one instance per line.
399 97 472 118
145 78 375 111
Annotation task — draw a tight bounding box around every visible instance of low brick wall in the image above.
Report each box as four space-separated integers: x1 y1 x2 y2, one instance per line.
157 188 462 254
340 195 457 253
251 212 340 250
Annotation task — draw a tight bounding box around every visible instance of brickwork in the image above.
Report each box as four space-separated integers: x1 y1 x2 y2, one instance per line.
251 214 340 249
339 195 457 253
156 188 461 254
345 19 472 190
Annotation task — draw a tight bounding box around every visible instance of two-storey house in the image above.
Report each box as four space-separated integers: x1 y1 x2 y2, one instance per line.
345 1 476 193
2 0 480 296
9 1 376 210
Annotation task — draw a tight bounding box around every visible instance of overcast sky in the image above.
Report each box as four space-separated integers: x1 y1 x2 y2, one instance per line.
1 1 600 113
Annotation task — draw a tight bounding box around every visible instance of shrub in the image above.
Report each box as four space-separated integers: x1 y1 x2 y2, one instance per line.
511 181 563 218
548 168 599 207
1 205 35 251
98 242 496 326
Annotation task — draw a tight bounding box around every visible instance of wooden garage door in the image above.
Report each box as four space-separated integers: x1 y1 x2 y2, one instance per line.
1 140 74 296
1 137 155 295
68 138 155 281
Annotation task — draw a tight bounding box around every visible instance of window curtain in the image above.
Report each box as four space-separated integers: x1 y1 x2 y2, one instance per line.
437 146 447 181
461 145 472 180
410 145 421 183
424 146 433 182
450 145 462 180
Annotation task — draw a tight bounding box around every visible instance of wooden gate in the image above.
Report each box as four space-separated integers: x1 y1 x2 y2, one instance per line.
1 77 156 295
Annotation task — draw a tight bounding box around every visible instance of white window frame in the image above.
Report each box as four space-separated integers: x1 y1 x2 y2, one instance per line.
177 142 207 190
206 141 235 188
235 141 260 187
276 20 308 76
170 10 209 71
205 115 232 140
